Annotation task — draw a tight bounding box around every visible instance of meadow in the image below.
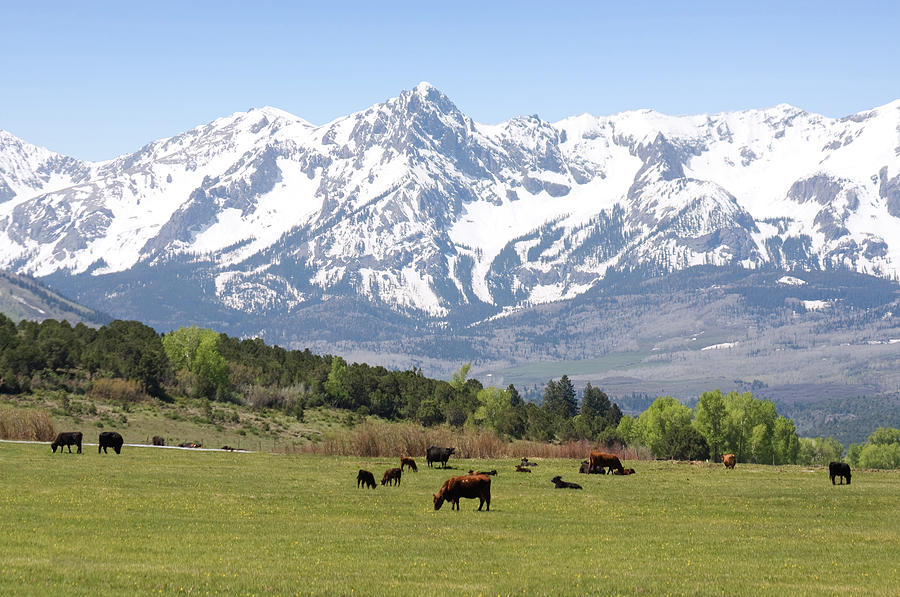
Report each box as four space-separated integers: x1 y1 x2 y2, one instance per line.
1 442 897 596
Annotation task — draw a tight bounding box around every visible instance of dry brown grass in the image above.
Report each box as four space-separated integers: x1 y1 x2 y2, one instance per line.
0 406 56 441
88 378 149 403
290 419 651 460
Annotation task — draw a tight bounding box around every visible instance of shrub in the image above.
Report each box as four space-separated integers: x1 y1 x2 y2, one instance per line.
0 406 56 441
88 378 148 403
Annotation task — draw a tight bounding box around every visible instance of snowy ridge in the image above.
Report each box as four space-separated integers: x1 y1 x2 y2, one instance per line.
1 85 900 322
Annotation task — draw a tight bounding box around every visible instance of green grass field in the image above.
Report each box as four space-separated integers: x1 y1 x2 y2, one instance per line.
1 442 897 596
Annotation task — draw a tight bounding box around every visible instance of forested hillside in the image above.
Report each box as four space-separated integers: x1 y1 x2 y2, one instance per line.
2 314 898 466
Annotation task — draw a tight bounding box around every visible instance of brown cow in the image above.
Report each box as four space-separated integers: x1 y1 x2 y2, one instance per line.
468 469 497 476
613 468 636 475
589 451 624 475
381 467 402 486
433 475 491 511
400 457 418 472
722 454 736 469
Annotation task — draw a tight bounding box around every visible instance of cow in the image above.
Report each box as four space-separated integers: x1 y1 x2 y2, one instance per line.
433 475 491 511
468 469 497 476
152 436 165 446
98 431 124 454
579 460 605 474
381 467 402 486
400 457 418 472
221 446 235 451
357 469 376 489
51 432 82 454
722 454 736 469
551 475 583 489
829 462 851 485
520 457 539 467
178 442 202 448
589 451 624 475
426 446 455 468
515 465 532 473
613 468 636 475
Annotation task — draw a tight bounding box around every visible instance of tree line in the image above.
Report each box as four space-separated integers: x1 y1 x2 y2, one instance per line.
2 315 898 466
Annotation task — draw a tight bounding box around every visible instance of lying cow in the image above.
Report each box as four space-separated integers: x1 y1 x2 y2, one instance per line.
579 460 605 474
468 469 497 476
520 457 539 467
613 468 636 475
357 469 376 489
381 467 402 486
426 446 455 468
589 451 624 475
98 431 124 454
178 442 202 448
515 465 532 473
400 456 418 472
51 432 82 454
829 462 851 485
722 453 736 469
433 474 491 511
551 475 582 489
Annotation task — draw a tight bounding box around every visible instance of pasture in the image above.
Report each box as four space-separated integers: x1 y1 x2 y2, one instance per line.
1 442 898 596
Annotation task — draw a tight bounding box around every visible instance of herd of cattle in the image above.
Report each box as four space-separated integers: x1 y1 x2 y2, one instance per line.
354 446 855 512
46 433 854 505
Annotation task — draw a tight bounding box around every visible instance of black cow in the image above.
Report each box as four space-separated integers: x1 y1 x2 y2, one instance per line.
51 432 82 454
357 469 376 489
152 436 165 446
98 431 124 454
829 461 852 485
426 446 455 468
551 475 582 489
578 460 605 474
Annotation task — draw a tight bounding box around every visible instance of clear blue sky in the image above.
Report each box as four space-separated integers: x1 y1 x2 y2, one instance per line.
2 0 898 161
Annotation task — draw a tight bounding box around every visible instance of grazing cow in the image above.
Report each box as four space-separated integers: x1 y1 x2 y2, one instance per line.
613 468 636 475
551 475 583 489
468 469 497 476
152 436 165 446
400 457 418 472
829 462 851 485
381 467 402 486
98 431 124 454
589 451 625 475
51 432 82 454
433 474 491 511
722 454 736 469
357 469 376 489
426 446 455 468
515 465 532 473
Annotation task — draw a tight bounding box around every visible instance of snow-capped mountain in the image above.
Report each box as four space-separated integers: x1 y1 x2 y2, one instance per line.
2 83 900 330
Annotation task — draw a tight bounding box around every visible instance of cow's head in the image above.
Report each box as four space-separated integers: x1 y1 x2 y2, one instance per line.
433 493 445 510
447 447 456 455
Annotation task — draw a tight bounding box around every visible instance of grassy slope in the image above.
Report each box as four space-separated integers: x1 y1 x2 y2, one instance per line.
1 392 352 450
1 443 897 596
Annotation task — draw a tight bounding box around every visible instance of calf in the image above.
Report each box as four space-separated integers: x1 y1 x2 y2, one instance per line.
613 468 636 475
357 469 376 489
98 431 124 454
51 432 82 454
400 457 418 472
381 467 402 486
468 469 497 476
829 462 851 485
722 453 736 469
433 474 491 511
515 465 532 473
551 475 582 489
